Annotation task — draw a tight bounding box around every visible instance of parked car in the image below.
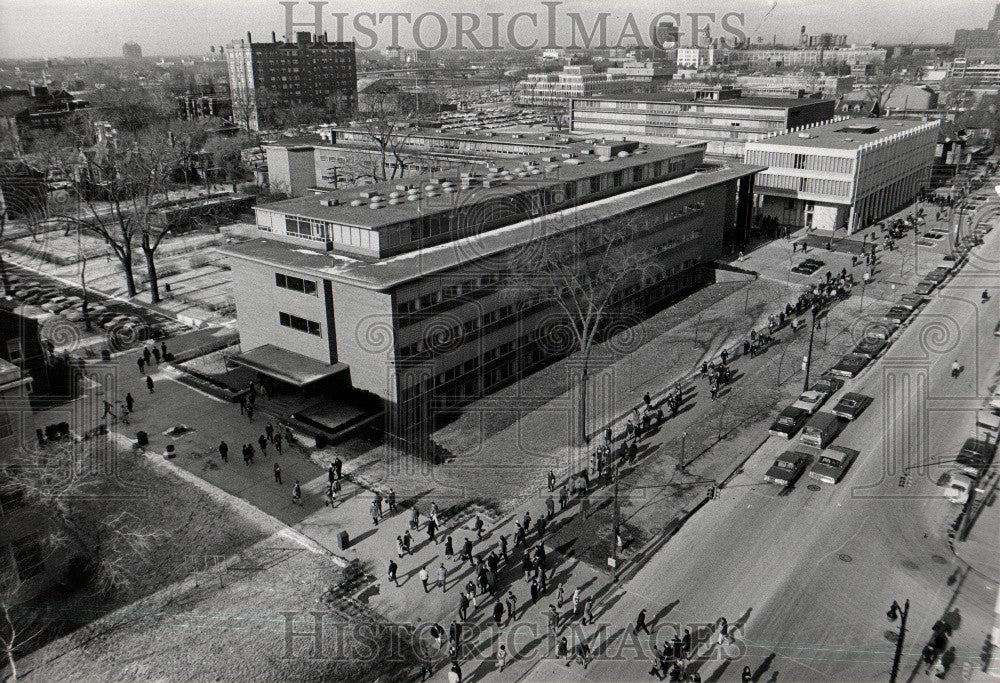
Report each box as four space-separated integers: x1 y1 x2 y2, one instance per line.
830 353 870 378
807 445 860 484
897 294 925 311
926 267 950 283
955 438 996 476
792 389 829 415
914 280 937 295
883 307 911 325
852 336 887 359
810 375 844 395
800 412 843 448
769 406 809 439
832 392 873 420
764 451 809 487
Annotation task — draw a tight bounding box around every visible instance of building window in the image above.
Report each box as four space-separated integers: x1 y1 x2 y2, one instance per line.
0 481 24 515
279 312 322 336
275 272 318 295
10 534 45 582
0 412 12 440
5 340 21 364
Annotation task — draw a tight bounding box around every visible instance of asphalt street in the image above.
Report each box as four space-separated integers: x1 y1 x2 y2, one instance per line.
521 211 1000 681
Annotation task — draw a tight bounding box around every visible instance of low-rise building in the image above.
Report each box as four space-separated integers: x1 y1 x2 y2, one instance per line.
570 87 836 160
220 140 761 435
744 117 938 233
676 48 716 69
517 65 642 107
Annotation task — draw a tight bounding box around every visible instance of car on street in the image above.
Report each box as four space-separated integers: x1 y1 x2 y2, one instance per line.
792 259 824 275
800 412 843 448
864 321 898 340
832 392 873 420
830 353 870 378
914 279 937 295
852 336 887 359
792 389 829 415
883 307 912 325
764 451 809 487
807 445 860 484
926 267 950 283
897 294 925 310
769 406 809 439
941 471 985 505
955 438 996 476
811 375 844 395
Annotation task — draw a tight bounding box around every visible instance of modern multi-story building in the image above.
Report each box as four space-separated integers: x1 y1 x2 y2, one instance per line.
744 117 938 233
220 139 761 435
569 87 836 160
605 61 674 89
226 31 357 131
954 3 1000 55
266 127 588 196
517 65 642 107
676 48 716 69
122 41 143 59
735 74 854 99
948 58 1000 86
728 47 886 69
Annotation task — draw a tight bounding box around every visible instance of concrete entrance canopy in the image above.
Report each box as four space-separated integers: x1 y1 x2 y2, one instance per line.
228 344 349 387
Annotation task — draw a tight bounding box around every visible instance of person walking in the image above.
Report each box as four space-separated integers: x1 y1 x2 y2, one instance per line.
402 530 413 555
492 600 504 628
397 536 406 558
151 346 160 364
717 617 728 645
505 590 517 623
545 495 555 520
142 347 151 366
125 393 134 413
635 608 650 635
258 434 268 456
741 665 752 682
246 404 254 423
324 485 336 508
426 516 438 543
444 535 454 558
458 592 469 622
557 583 565 608
273 463 282 484
410 506 420 531
292 480 302 506
473 515 484 540
274 432 283 455
438 563 447 592
497 644 508 673
583 597 594 626
547 470 556 491
387 488 398 514
529 578 540 605
137 356 145 375
461 538 473 567
333 456 343 480
145 375 154 394
159 341 168 360
242 445 250 467
387 560 398 587
246 443 255 465
218 440 228 463
572 587 581 619
419 566 430 593
371 500 380 526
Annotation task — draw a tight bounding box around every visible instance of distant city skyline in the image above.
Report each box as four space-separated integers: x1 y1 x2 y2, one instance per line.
0 0 995 59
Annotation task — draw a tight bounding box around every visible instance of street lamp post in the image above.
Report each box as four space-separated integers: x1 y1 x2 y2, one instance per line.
611 464 620 583
887 599 910 683
802 305 821 392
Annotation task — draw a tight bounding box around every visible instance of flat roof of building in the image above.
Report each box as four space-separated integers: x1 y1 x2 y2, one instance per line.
266 127 586 150
747 117 939 150
222 160 763 291
575 92 835 109
256 142 705 230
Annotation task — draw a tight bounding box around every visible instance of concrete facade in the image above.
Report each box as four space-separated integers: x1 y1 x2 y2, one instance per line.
569 90 836 160
745 117 939 233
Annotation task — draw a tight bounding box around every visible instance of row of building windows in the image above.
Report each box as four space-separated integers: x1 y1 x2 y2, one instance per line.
275 272 318 296
747 149 855 174
279 312 321 336
756 172 852 197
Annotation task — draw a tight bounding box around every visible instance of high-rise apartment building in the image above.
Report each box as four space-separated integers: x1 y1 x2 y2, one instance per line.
226 31 357 131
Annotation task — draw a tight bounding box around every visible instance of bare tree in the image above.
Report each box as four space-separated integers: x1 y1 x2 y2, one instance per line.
504 212 656 445
350 92 417 183
0 441 166 679
865 67 903 117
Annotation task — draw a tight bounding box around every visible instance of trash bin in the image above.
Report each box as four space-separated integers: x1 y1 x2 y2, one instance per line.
338 530 350 550
165 444 176 459
136 431 149 447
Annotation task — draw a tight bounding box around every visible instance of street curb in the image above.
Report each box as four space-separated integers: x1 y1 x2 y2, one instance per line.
111 432 349 568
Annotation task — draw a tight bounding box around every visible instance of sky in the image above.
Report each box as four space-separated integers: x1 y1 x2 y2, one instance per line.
0 0 994 59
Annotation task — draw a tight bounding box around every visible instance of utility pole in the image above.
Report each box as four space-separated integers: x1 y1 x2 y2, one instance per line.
803 306 819 392
611 464 620 583
888 599 909 683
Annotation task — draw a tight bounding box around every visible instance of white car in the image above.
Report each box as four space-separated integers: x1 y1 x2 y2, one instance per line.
792 389 829 415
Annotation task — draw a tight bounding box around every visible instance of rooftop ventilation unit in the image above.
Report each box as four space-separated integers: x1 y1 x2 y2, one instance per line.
563 158 584 165
597 155 612 162
561 152 576 159
511 133 522 139
540 156 554 163
359 190 378 198
320 198 340 207
798 133 813 138
617 151 630 158
389 197 404 205
350 199 365 207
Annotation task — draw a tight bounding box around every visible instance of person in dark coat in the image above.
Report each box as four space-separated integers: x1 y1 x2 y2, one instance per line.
145 375 154 393
143 347 151 365
274 463 282 484
137 356 145 374
444 536 454 557
218 441 228 462
426 516 438 543
125 393 134 412
151 346 160 363
160 341 168 359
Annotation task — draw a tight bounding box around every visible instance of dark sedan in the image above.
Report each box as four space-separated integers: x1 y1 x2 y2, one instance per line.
829 353 870 378
769 406 809 439
832 392 873 420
